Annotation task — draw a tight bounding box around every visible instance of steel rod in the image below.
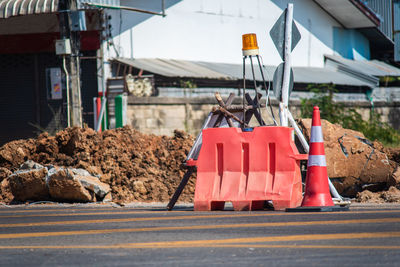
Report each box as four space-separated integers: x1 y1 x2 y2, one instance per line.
249 56 263 124
256 55 277 125
83 2 165 16
242 56 246 128
166 167 195 211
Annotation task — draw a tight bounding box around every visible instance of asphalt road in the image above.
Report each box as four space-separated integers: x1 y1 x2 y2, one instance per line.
0 203 400 266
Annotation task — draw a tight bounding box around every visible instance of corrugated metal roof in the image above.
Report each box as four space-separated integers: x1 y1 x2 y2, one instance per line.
293 66 373 86
325 54 400 77
113 57 382 87
0 0 59 19
115 58 233 80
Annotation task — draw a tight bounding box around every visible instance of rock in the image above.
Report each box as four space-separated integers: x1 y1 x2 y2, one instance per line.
381 186 400 202
19 160 44 170
0 178 13 203
48 169 95 202
297 118 397 197
47 167 111 202
85 165 103 176
103 192 112 202
0 139 35 168
356 190 383 203
133 180 147 194
8 167 49 201
70 168 91 177
388 166 400 187
0 167 11 182
76 175 110 199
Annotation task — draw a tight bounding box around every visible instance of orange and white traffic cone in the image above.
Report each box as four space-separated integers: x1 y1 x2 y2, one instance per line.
286 106 348 212
301 106 334 207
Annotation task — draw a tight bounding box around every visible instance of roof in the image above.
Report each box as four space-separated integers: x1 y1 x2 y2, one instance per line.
115 58 232 80
313 0 379 28
112 57 393 88
325 54 400 77
0 0 59 19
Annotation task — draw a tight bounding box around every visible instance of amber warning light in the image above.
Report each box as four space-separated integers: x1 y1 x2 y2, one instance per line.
242 33 259 56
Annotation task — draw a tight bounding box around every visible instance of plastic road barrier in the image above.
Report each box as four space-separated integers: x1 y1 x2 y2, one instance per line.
194 126 307 211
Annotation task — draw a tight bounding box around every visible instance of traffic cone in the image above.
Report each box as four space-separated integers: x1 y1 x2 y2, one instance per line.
301 106 334 207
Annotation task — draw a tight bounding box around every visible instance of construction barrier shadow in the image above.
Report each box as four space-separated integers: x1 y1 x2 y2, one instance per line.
194 127 307 211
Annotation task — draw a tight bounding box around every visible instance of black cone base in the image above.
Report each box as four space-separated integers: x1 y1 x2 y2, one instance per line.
285 205 350 212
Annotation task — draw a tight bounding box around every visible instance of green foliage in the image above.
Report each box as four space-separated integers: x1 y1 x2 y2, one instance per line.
300 84 400 146
179 79 197 89
180 79 197 98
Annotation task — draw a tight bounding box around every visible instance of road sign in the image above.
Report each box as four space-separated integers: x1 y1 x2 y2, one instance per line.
273 62 293 101
270 9 301 60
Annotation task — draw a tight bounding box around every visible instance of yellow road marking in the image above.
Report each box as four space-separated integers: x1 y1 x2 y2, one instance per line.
0 210 187 218
1 218 400 239
2 213 400 228
1 208 400 219
0 232 399 249
0 213 277 227
0 208 189 215
211 244 400 249
0 208 120 213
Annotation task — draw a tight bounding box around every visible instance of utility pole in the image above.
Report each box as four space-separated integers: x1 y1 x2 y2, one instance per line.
58 0 83 127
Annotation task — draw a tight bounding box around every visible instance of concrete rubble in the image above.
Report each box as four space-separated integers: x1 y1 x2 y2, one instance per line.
7 160 111 203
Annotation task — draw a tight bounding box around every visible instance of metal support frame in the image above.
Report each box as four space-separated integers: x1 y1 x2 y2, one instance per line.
242 54 276 127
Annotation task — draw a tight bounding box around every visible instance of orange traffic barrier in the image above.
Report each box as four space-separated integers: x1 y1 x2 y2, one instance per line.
300 106 334 207
193 127 307 211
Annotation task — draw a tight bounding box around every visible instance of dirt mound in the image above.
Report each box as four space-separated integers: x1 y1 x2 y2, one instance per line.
1 121 399 205
356 186 400 203
0 126 195 204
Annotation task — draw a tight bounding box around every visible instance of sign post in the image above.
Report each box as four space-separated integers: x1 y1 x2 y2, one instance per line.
270 3 299 126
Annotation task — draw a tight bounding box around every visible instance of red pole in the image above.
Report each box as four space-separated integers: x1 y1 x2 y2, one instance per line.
96 97 102 132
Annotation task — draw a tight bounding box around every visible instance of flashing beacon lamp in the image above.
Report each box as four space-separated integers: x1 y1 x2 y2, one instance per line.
242 33 259 56
241 33 274 128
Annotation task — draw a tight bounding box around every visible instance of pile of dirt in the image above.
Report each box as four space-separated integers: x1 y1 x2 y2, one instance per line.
356 186 400 203
1 120 400 205
0 126 195 204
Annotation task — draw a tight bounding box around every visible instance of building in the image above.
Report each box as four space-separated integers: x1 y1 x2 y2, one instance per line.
0 0 399 143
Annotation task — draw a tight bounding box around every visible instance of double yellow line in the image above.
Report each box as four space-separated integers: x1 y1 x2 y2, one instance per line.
1 208 400 220
1 218 400 239
1 232 400 249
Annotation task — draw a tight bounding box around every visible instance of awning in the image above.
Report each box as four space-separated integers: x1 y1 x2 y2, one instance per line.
313 0 379 28
112 58 389 88
0 0 59 19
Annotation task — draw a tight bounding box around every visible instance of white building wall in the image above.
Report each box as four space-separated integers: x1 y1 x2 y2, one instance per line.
103 0 341 70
